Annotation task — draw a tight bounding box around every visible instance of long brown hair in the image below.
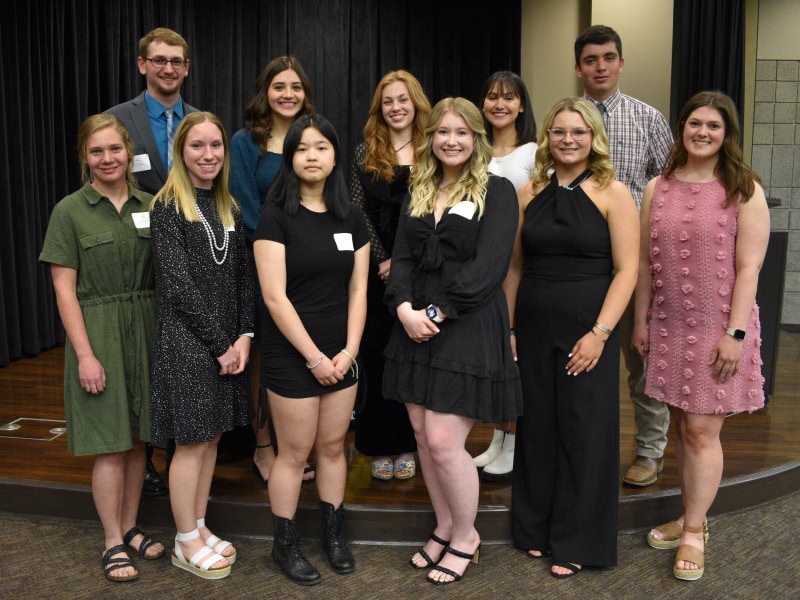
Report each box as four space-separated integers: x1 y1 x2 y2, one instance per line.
663 91 761 205
244 56 314 153
362 70 431 182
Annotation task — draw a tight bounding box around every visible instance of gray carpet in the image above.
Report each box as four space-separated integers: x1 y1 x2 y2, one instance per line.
2 491 798 599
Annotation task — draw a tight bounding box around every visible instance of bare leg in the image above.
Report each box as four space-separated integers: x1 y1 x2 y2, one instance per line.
169 440 228 569
268 392 319 518
407 403 454 567
423 411 480 583
93 451 137 579
676 412 725 570
314 387 357 506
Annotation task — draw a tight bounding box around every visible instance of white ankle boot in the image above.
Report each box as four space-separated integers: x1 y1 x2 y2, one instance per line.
473 429 505 468
481 433 515 481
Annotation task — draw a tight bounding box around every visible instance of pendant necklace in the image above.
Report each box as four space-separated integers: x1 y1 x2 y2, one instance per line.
196 204 229 265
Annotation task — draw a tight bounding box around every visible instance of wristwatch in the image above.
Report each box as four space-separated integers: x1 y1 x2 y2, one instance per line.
426 304 444 323
725 327 746 341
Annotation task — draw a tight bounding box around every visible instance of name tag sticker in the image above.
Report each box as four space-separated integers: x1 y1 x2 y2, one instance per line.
131 212 150 229
333 233 354 251
449 200 476 220
133 154 152 173
226 224 236 232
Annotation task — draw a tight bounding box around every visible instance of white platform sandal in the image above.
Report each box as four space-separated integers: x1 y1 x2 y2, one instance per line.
172 528 231 579
197 518 237 564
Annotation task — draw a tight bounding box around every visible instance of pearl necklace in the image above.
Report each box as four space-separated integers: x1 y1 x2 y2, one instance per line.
196 204 229 265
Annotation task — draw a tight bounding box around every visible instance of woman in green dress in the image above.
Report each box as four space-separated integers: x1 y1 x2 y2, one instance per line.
39 114 165 582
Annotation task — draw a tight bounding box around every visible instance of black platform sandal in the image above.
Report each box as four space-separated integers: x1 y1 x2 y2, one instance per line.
103 544 138 582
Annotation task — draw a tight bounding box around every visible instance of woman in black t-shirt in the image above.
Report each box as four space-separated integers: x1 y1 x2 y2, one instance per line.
254 114 369 586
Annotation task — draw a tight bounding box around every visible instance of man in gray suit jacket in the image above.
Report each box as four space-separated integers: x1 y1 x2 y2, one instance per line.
107 27 198 195
107 27 198 495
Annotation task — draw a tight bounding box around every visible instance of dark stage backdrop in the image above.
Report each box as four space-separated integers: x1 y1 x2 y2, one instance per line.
0 0 521 364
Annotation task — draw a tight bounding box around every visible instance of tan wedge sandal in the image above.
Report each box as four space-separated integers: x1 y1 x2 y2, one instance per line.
673 524 706 581
647 519 708 550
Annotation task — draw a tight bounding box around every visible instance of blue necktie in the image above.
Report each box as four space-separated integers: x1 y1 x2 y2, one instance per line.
165 109 175 171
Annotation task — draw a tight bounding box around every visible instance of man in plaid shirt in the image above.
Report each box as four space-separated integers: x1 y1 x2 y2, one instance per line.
574 24 674 488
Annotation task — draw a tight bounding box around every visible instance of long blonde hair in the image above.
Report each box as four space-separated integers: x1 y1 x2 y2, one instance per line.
531 97 615 189
409 97 492 218
362 70 431 181
151 112 238 226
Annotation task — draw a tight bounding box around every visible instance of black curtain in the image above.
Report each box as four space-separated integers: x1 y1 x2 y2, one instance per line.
670 0 745 125
0 0 520 365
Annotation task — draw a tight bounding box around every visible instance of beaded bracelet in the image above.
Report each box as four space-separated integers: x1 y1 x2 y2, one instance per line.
306 354 324 370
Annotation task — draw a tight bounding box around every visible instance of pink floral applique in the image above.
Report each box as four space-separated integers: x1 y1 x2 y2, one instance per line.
659 328 668 337
717 268 728 279
715 233 726 245
718 285 730 297
687 200 696 209
655 296 664 305
658 344 668 354
686 336 697 344
681 284 693 294
683 300 694 310
657 360 667 370
681 386 691 396
683 369 693 379
680 249 691 259
690 184 701 194
655 280 663 288
652 246 660 256
680 400 690 410
653 212 661 222
714 406 726 415
751 355 760 364
681 267 690 277
716 250 726 260
660 182 670 192
716 390 726 400
653 263 662 273
686 318 697 327
655 198 665 208
748 389 759 399
657 377 666 386
679 231 690 241
682 214 692 223
721 304 731 314
718 215 728 226
685 351 694 361
651 229 658 240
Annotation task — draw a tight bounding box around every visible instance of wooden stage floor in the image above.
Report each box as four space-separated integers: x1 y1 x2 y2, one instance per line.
1 332 798 544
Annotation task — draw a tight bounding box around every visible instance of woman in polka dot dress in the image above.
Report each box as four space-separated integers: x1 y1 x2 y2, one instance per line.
150 112 254 579
633 92 770 582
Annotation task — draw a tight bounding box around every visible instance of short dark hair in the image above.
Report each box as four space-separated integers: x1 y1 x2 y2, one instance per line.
267 113 350 220
574 25 622 64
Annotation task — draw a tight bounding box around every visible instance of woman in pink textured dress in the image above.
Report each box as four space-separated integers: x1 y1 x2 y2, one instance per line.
632 91 770 582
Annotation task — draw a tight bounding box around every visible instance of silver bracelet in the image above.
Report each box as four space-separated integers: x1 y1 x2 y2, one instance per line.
593 321 612 335
306 354 324 370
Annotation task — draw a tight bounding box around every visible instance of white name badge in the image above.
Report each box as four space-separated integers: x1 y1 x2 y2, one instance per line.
226 224 236 232
333 233 354 251
131 211 150 229
132 154 152 173
449 200 476 220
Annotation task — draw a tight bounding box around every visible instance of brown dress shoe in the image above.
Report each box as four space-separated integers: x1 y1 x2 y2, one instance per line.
623 456 664 487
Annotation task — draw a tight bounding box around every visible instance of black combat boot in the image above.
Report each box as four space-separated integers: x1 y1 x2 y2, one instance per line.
271 514 321 585
319 500 355 574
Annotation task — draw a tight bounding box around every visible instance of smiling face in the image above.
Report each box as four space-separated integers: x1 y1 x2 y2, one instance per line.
548 109 593 168
682 106 725 161
432 110 475 173
381 81 416 133
575 41 623 101
137 40 189 102
182 120 225 189
85 127 129 187
268 68 306 122
292 126 335 186
482 83 522 132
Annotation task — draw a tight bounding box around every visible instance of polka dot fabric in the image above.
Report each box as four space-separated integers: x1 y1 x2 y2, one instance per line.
644 177 764 415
